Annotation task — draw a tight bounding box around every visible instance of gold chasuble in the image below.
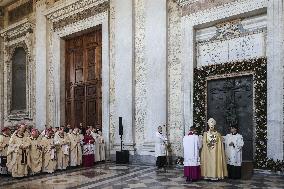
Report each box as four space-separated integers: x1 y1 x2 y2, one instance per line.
0 134 10 156
6 134 30 177
54 133 70 170
0 133 10 174
201 131 228 180
68 132 82 166
41 136 57 173
27 137 43 175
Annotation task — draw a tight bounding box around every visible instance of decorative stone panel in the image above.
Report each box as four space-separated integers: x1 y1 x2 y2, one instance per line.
134 0 146 151
109 0 116 151
196 16 267 67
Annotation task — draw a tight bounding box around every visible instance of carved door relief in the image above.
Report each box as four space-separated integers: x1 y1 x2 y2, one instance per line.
65 26 102 130
207 75 253 161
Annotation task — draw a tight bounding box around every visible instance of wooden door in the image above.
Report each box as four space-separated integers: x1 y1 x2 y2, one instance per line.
65 26 102 129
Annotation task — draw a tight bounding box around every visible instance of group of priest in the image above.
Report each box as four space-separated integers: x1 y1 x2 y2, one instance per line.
155 118 244 182
0 124 105 178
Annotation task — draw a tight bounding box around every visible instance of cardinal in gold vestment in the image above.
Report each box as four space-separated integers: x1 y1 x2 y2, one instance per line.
68 128 82 167
201 118 228 180
41 129 57 173
27 129 42 175
6 125 30 177
54 127 70 170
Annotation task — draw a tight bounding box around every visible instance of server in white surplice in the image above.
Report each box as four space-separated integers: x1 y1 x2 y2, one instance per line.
223 125 244 179
155 126 167 169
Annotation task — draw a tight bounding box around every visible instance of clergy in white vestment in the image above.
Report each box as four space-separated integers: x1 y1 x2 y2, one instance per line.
54 127 70 170
90 127 98 163
155 126 167 169
183 126 202 182
95 129 105 162
0 127 11 175
223 125 244 179
40 125 50 139
68 128 82 167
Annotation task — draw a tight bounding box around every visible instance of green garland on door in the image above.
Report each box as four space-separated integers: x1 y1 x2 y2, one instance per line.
193 57 268 169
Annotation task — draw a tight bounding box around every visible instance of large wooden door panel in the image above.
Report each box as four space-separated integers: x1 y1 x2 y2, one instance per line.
86 98 96 127
65 26 102 129
74 100 85 127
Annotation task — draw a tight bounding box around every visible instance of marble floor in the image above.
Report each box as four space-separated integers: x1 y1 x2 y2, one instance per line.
0 163 283 189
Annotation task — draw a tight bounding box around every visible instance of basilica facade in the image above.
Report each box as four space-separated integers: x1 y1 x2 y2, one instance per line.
0 0 283 166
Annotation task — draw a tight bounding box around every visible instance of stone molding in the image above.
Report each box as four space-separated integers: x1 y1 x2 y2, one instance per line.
44 0 109 31
55 12 107 38
44 0 108 22
0 18 35 124
52 1 109 31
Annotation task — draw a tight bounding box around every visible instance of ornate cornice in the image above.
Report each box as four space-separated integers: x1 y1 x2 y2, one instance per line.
53 1 109 31
0 18 34 41
45 0 108 22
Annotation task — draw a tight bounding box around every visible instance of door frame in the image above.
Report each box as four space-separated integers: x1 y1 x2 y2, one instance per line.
47 11 110 158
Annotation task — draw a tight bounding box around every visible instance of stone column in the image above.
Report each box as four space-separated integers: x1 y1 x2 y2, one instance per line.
181 17 194 133
142 0 167 155
35 0 47 131
267 0 284 160
113 0 135 152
